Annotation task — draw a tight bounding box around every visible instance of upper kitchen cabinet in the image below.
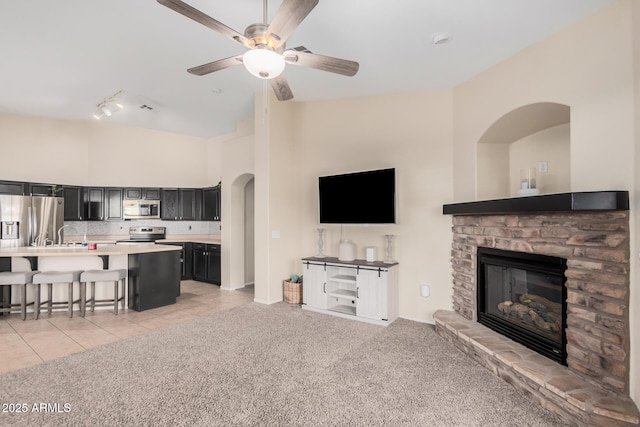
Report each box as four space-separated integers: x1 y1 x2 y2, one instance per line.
62 186 83 221
124 188 161 200
161 188 200 220
202 186 221 221
104 187 123 221
28 183 61 196
142 188 161 200
84 187 104 221
0 180 27 195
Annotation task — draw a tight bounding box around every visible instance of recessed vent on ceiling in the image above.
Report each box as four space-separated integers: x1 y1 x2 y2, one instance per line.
139 104 154 111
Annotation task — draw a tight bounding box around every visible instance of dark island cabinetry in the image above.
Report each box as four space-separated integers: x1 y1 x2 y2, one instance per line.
128 250 181 311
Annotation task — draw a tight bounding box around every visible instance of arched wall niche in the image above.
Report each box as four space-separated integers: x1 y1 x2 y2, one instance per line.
477 102 571 199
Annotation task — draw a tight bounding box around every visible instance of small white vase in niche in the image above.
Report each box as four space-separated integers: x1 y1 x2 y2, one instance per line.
315 228 326 258
384 234 395 263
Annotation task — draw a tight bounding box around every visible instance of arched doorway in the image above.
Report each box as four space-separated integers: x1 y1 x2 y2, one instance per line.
224 173 255 293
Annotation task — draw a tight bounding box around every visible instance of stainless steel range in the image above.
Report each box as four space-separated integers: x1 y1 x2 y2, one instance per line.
116 226 166 245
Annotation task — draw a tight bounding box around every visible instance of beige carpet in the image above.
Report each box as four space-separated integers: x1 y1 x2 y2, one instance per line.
0 303 563 426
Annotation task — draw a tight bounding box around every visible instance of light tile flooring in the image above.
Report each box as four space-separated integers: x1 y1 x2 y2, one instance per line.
0 280 254 375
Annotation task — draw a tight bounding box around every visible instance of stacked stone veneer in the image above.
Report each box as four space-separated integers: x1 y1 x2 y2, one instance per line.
450 211 630 394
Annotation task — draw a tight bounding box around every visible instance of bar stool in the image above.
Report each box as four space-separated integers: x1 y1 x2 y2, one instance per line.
0 271 39 321
80 269 127 316
32 271 83 319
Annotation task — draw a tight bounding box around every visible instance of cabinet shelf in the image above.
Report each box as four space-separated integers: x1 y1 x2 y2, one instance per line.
328 274 356 284
327 289 356 299
329 304 356 316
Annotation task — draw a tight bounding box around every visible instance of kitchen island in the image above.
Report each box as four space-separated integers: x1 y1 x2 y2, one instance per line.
0 244 181 313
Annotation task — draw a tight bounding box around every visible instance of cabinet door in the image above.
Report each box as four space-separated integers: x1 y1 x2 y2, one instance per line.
62 186 83 221
85 187 104 221
0 181 27 195
302 262 327 310
142 188 160 200
202 187 215 221
104 188 123 220
179 189 196 220
356 269 382 320
213 186 221 221
28 183 55 196
124 188 142 199
161 189 179 220
192 243 208 282
206 244 221 285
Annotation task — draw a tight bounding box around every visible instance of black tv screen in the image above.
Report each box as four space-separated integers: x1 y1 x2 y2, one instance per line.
319 168 395 224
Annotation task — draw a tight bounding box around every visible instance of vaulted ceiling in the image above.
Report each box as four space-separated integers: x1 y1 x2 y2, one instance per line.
0 0 612 138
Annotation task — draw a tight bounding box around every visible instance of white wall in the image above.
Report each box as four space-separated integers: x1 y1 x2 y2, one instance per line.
0 112 210 187
292 91 454 323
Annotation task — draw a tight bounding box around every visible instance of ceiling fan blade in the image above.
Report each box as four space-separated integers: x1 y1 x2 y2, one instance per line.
267 0 319 48
284 49 359 76
270 75 294 101
187 55 244 76
157 0 253 48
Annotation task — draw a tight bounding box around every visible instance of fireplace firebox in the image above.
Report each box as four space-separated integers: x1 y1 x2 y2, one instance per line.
477 247 567 365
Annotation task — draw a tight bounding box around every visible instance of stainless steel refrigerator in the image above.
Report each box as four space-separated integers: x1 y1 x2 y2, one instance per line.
0 195 64 248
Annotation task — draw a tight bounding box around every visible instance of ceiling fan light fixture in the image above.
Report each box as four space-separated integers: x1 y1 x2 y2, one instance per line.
242 48 285 79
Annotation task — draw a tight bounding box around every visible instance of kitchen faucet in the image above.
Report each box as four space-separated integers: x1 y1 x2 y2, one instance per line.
57 225 75 245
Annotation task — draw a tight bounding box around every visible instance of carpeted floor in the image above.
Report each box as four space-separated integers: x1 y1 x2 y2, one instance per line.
0 303 564 426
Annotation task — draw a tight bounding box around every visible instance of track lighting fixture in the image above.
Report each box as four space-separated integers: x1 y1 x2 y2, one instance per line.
93 90 124 120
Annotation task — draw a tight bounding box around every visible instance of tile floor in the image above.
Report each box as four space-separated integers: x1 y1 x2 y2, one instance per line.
0 280 254 375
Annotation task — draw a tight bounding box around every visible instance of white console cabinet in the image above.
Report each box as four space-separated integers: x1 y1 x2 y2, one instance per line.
301 257 399 326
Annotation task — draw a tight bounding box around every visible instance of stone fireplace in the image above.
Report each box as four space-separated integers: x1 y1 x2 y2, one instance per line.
435 191 639 426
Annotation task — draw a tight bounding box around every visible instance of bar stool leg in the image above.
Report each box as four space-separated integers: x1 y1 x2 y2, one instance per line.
113 281 118 315
34 284 41 320
90 282 96 312
21 284 27 321
120 278 126 311
68 282 73 318
47 283 53 315
80 281 86 317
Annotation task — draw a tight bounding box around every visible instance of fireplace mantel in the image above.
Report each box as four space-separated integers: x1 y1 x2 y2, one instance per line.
443 191 629 216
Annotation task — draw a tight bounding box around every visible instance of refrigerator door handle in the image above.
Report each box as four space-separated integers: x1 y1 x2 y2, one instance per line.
29 206 36 246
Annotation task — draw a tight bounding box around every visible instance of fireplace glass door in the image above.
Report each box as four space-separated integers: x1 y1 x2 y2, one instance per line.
477 248 567 364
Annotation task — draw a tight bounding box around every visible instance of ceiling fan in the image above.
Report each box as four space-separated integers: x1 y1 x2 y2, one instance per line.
157 0 359 101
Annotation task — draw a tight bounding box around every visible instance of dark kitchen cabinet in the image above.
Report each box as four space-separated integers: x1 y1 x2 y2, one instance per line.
28 183 59 196
143 188 161 200
0 180 27 195
161 188 200 220
125 188 161 200
202 186 221 221
62 186 83 221
192 243 221 285
84 187 104 221
104 187 123 221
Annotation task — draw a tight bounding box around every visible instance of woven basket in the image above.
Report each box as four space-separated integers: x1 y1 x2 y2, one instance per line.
283 280 303 304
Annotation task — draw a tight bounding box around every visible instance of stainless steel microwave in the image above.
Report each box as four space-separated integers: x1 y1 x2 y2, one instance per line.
123 199 160 219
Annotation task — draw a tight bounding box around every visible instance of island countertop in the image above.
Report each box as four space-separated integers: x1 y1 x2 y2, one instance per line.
0 244 181 257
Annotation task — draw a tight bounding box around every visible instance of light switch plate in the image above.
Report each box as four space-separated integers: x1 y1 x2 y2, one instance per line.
538 161 548 173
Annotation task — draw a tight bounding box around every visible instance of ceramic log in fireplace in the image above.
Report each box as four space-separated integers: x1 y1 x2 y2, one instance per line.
477 247 567 364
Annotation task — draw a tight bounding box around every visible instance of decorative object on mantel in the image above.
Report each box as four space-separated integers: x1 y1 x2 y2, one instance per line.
516 167 540 197
384 234 395 263
315 228 326 258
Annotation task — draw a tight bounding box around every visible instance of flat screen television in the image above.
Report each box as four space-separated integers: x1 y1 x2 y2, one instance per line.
319 168 395 224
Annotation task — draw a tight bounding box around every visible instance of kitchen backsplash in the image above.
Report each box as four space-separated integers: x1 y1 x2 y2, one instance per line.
64 220 221 237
